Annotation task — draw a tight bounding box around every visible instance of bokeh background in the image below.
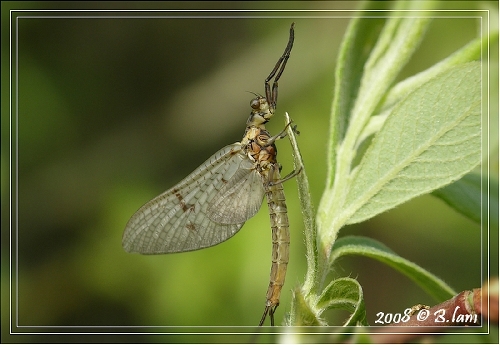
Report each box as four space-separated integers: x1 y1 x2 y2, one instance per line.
2 1 498 343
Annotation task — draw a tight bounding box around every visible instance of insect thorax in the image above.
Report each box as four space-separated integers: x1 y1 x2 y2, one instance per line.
242 126 277 173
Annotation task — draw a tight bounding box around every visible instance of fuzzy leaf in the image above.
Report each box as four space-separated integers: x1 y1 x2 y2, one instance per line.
330 236 456 301
344 62 481 225
316 277 368 326
432 172 481 223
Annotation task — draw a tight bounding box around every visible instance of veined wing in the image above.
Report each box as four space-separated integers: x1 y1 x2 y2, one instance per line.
122 143 265 254
207 162 265 224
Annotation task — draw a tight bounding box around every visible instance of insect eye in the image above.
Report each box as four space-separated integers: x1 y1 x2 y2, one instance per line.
250 98 261 110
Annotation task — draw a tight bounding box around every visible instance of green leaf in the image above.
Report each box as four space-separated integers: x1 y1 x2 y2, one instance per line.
319 9 433 252
287 287 322 326
330 236 456 302
316 277 368 326
432 172 482 223
344 62 481 225
326 8 387 188
487 177 500 230
360 33 488 146
433 173 499 229
378 34 485 115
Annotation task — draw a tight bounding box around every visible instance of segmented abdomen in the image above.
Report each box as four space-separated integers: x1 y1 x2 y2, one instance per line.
264 164 290 308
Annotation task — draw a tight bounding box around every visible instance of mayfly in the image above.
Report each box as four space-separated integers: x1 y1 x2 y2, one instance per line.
122 23 297 326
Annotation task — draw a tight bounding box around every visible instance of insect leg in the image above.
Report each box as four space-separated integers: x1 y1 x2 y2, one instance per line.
265 120 298 146
267 165 302 187
265 23 295 112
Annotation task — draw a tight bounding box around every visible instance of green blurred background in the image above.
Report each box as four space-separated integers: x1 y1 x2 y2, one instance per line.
2 1 498 343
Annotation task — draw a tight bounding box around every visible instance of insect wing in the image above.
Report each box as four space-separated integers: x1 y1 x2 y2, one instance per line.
207 161 265 224
122 143 252 254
